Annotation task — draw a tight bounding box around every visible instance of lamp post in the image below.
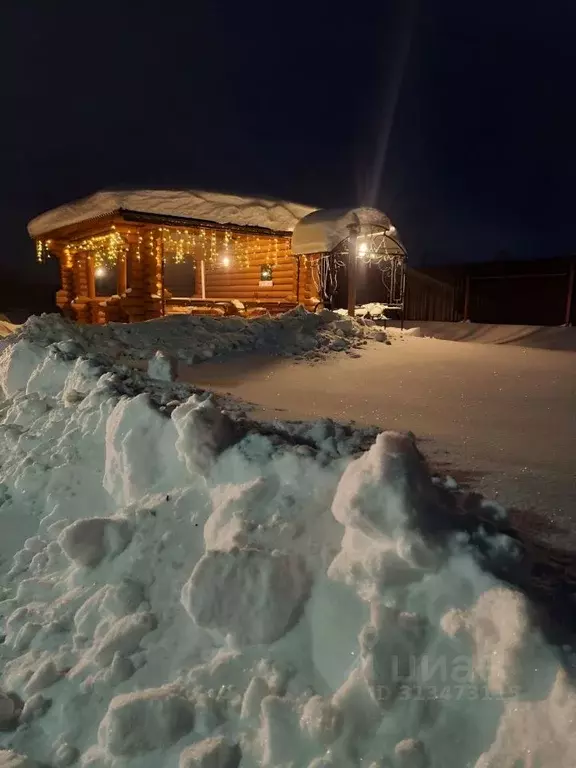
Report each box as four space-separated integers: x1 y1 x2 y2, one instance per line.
347 220 360 317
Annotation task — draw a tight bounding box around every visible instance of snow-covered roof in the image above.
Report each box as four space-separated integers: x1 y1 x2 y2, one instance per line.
291 206 404 255
28 189 318 238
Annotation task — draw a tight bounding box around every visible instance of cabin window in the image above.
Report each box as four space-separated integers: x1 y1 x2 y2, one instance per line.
259 263 273 286
94 263 118 297
163 260 196 298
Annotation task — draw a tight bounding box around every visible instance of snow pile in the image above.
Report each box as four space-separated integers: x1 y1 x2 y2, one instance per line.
0 334 575 767
335 304 389 320
27 189 317 238
7 307 384 369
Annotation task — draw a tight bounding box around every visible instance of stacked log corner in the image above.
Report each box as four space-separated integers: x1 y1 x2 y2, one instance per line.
54 247 74 318
70 251 90 323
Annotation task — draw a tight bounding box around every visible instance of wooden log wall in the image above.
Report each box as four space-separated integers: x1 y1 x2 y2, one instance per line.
203 235 297 302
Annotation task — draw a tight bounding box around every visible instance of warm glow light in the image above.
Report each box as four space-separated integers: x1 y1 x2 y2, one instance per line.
358 242 368 257
95 266 107 278
66 230 128 268
222 255 231 267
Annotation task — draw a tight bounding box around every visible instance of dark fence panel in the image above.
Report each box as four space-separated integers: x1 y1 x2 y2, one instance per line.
405 268 462 321
407 258 574 326
469 273 567 325
325 256 575 326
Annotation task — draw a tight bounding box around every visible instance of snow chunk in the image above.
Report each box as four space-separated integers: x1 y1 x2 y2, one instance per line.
58 516 132 567
0 751 41 768
240 676 270 721
104 393 182 505
98 685 195 756
181 549 310 645
300 696 343 746
394 739 429 768
444 587 539 696
101 579 144 617
0 340 46 397
26 344 77 397
359 609 426 705
20 693 50 724
93 612 157 667
173 398 237 476
332 431 431 541
480 498 508 522
148 350 177 382
62 355 108 401
261 695 301 767
52 743 79 768
179 736 241 768
24 659 60 696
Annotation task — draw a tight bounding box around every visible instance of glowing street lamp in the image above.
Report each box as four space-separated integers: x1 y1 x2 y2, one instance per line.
95 266 107 278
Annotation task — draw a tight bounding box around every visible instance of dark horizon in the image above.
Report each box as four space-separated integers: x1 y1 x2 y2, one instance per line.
2 0 576 279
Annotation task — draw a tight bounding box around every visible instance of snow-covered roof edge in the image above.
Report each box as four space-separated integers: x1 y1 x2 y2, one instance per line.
28 189 318 238
291 206 405 255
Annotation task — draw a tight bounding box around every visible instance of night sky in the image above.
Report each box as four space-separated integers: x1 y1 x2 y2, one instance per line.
2 0 576 279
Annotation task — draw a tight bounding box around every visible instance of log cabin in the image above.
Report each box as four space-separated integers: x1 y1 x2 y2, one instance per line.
27 189 320 323
28 190 406 323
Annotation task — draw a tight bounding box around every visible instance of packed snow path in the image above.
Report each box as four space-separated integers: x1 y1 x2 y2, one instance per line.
1 313 576 767
182 334 576 543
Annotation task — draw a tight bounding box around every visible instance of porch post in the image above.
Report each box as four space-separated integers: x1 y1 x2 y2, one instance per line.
200 259 206 299
117 252 127 296
86 254 96 299
347 222 360 317
141 227 162 319
121 231 146 322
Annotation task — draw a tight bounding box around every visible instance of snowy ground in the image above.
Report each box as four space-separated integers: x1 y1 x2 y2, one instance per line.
180 334 576 545
397 320 576 351
1 312 576 768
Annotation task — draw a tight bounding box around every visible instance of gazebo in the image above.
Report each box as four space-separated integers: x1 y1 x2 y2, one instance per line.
291 206 407 316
